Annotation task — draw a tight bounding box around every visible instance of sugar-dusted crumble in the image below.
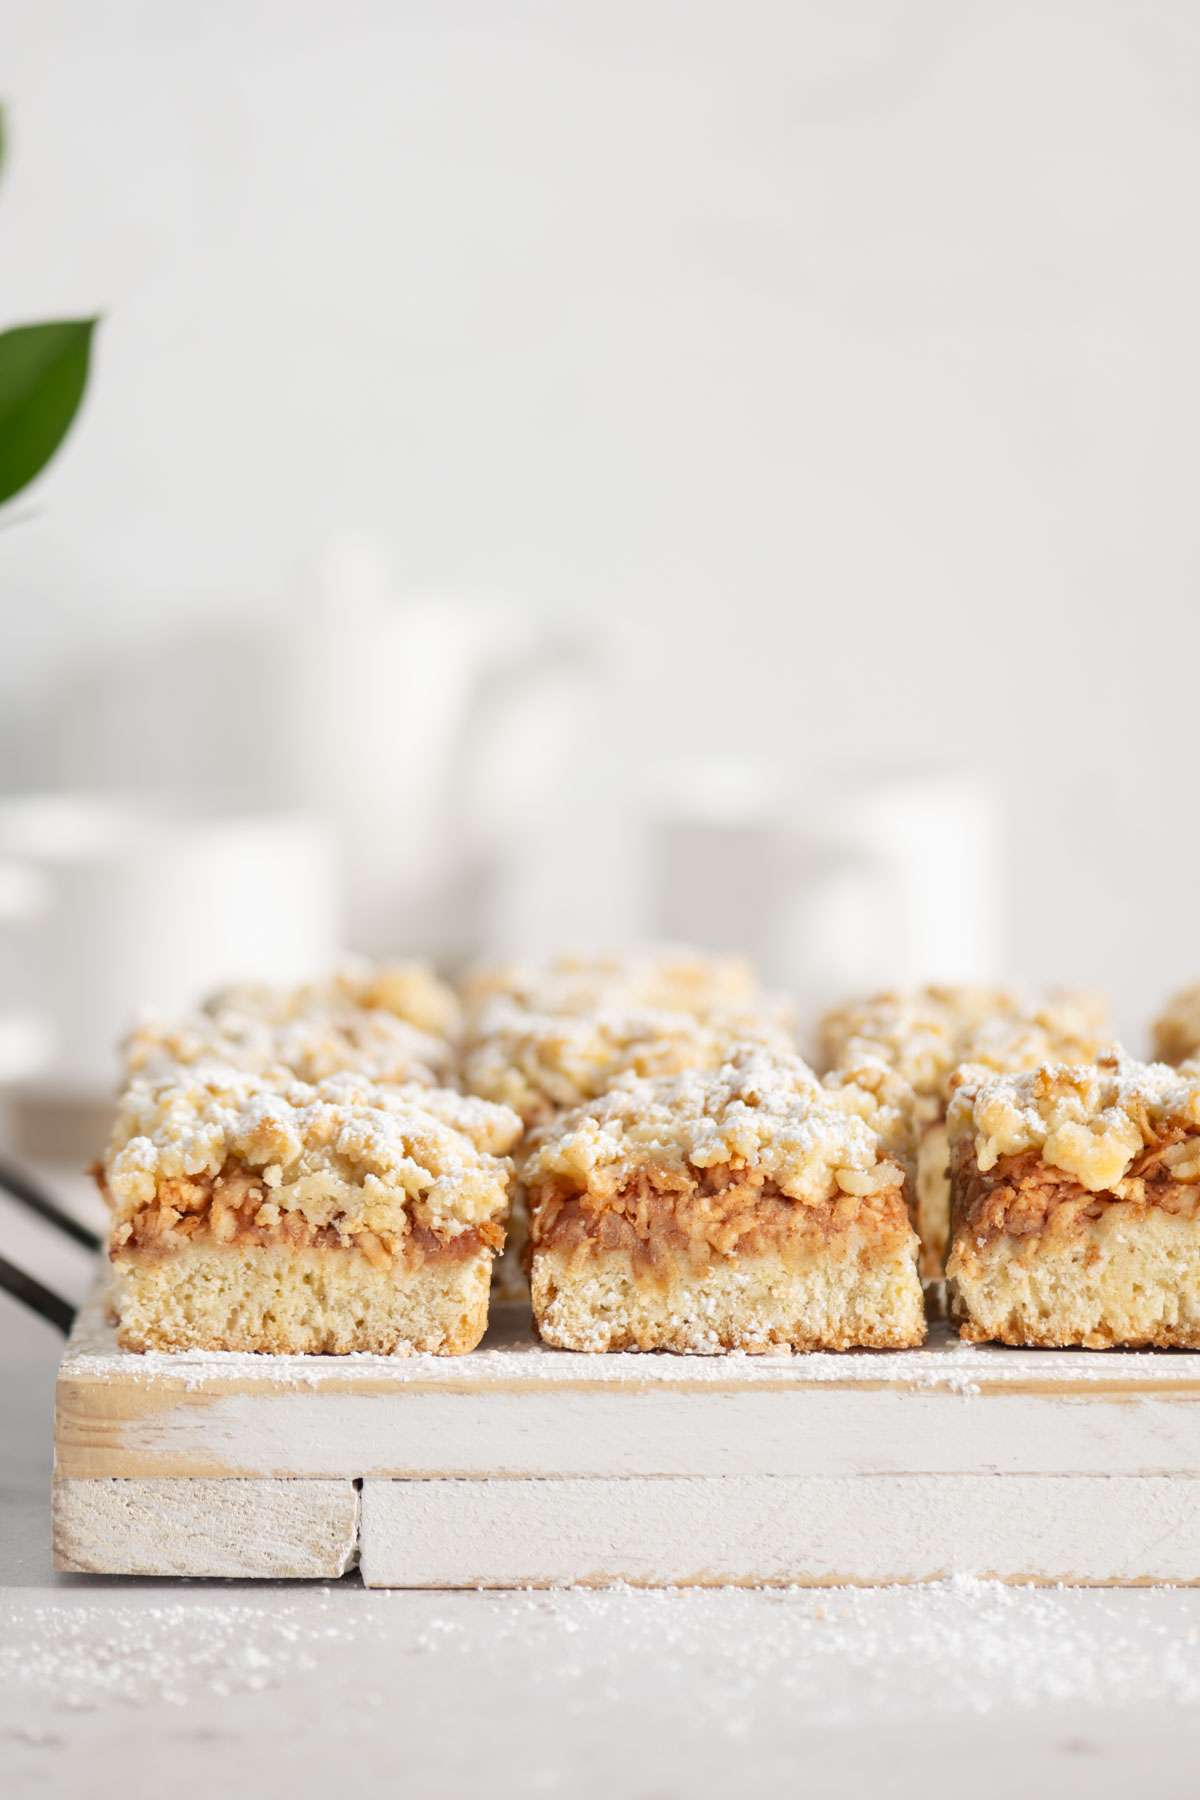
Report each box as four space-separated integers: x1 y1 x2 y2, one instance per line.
523 1046 908 1209
125 1006 455 1090
462 997 796 1128
947 1053 1200 1193
525 1048 925 1351
105 1065 522 1247
818 985 1111 1108
460 945 766 1024
126 959 461 1089
209 958 462 1040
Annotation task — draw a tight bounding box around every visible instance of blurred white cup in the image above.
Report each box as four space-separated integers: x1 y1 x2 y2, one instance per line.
0 794 340 1096
838 766 1001 990
651 758 1001 1022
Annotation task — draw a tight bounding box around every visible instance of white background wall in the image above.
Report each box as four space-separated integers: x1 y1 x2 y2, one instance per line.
4 1 1200 1033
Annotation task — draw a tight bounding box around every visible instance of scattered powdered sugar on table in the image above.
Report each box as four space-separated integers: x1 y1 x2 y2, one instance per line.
401 1578 1200 1727
0 1588 357 1713
4 1579 1200 1767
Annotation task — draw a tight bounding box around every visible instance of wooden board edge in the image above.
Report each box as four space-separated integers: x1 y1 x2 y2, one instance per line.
52 1476 360 1580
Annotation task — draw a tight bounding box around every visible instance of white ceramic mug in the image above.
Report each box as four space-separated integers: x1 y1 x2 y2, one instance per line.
650 757 1002 1021
0 793 341 1096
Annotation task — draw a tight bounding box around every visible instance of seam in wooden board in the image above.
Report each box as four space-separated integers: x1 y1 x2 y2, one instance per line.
350 1479 363 1569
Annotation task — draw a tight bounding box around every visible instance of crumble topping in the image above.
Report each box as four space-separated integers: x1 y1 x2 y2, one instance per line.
818 986 1016 1095
460 945 766 1023
206 958 461 1040
125 1005 455 1090
947 1054 1200 1193
462 997 796 1127
951 1010 1117 1086
820 1052 920 1167
1152 983 1200 1065
522 1047 908 1210
819 985 1113 1112
104 1066 522 1243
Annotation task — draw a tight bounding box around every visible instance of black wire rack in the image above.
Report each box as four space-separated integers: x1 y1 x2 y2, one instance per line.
0 1158 99 1334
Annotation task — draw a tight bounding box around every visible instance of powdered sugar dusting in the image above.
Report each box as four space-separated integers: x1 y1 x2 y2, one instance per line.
0 1589 356 1712
104 1066 521 1245
400 1578 1200 1723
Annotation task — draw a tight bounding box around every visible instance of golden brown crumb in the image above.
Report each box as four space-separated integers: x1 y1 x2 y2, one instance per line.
112 1244 495 1355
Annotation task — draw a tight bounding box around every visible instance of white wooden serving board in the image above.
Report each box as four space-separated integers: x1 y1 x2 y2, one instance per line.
54 1283 1200 1586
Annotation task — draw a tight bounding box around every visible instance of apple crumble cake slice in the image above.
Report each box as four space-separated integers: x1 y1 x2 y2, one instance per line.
946 1054 1200 1347
817 985 1115 1278
523 1047 924 1354
102 1066 521 1354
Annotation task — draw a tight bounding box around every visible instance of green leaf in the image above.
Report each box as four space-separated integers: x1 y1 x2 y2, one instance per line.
0 318 98 505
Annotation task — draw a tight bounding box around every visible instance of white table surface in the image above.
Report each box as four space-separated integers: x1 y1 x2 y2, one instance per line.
6 1177 1200 1799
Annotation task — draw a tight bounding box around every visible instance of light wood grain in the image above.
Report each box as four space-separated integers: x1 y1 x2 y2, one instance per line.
55 1286 1200 1482
359 1473 1200 1589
